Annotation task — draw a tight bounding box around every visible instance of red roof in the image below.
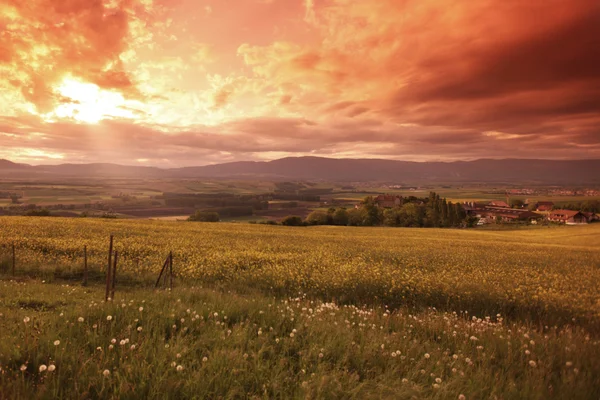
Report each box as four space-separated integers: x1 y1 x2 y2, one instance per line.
549 209 580 218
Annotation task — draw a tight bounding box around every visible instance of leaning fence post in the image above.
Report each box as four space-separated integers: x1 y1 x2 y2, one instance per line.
111 250 118 299
83 245 88 286
105 235 113 301
12 243 15 276
155 256 169 288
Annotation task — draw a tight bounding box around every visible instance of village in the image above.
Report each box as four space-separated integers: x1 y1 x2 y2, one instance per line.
370 194 600 226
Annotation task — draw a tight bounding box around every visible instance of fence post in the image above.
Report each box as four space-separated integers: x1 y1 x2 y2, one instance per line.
83 245 88 286
155 256 169 288
169 251 173 290
12 243 15 276
105 235 113 301
111 250 118 299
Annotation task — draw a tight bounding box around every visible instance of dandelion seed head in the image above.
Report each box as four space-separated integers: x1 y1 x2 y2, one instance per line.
39 364 47 372
103 369 110 377
47 365 55 372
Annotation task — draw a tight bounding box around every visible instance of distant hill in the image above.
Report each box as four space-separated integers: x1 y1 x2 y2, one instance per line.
172 157 600 184
1 157 600 184
0 159 31 170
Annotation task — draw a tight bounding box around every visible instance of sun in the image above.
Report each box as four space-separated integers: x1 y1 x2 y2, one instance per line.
43 76 135 124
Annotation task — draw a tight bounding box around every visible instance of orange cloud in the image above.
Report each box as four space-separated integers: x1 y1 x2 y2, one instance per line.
1 0 599 165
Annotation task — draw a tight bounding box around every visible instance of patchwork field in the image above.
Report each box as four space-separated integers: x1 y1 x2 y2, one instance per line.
1 218 600 398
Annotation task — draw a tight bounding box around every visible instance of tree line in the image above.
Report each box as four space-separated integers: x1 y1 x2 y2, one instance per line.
282 192 471 228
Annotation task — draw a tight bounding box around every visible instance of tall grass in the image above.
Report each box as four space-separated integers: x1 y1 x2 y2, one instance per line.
0 279 599 399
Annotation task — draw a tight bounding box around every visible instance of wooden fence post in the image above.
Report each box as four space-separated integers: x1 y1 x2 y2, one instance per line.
83 245 88 286
169 251 173 290
105 235 113 301
155 254 170 289
111 251 118 299
12 243 15 276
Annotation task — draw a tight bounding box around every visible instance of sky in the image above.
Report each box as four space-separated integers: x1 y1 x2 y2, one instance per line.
0 0 599 166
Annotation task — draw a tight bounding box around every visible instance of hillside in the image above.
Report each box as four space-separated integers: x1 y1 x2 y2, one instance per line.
1 157 600 183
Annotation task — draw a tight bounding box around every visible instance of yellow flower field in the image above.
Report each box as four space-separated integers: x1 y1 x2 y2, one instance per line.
1 217 599 328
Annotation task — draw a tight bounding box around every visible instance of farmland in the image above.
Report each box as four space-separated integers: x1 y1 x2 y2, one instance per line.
1 218 600 398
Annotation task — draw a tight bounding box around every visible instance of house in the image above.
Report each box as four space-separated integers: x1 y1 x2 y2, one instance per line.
488 200 510 208
464 202 542 223
374 195 403 208
535 201 554 212
483 208 542 222
548 210 588 225
584 212 599 222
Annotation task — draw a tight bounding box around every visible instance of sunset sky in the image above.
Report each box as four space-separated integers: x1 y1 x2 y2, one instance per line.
1 0 599 166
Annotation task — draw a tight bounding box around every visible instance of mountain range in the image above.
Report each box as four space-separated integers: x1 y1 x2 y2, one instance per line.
1 157 599 184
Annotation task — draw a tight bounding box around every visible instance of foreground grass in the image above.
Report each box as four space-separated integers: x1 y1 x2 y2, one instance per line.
1 279 599 399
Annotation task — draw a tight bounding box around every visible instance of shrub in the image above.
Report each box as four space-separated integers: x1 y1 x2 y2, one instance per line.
188 211 220 222
281 216 304 226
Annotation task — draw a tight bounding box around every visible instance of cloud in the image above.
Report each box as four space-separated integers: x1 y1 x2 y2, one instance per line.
1 0 599 164
0 0 156 113
304 0 316 24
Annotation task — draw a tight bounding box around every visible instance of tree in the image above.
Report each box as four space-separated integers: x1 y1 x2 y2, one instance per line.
347 208 364 226
360 197 383 226
383 208 402 227
399 203 424 227
188 211 220 222
510 199 525 208
332 208 349 226
281 215 304 226
305 211 330 225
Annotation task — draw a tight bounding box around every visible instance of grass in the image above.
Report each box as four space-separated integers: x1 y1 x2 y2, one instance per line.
1 278 599 399
2 218 600 331
1 217 600 398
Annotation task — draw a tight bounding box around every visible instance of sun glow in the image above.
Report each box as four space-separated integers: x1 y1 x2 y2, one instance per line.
43 77 136 124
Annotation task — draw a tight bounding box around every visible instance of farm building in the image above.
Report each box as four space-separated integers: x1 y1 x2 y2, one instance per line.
483 208 542 222
374 195 403 208
584 212 599 222
535 201 555 212
488 200 510 208
463 203 542 223
547 210 588 225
